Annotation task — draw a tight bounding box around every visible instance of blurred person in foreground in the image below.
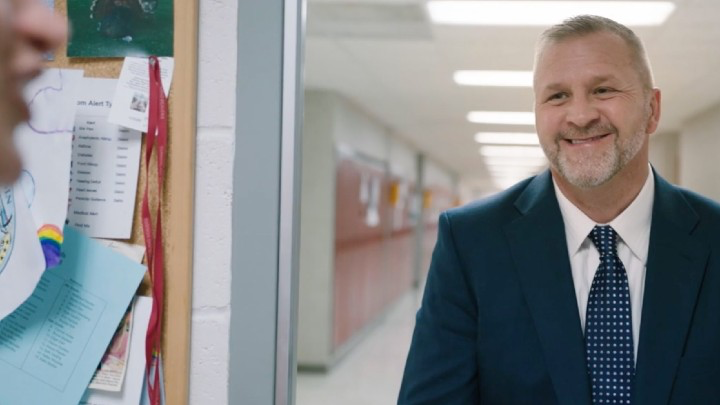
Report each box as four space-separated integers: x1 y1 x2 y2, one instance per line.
0 0 66 184
400 15 720 404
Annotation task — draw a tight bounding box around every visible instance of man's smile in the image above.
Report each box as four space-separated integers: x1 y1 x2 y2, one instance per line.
563 133 612 146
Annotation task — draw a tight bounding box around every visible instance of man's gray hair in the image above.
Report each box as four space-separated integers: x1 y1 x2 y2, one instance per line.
535 15 654 90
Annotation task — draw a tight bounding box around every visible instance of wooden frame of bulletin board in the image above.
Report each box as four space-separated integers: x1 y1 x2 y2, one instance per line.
50 1 198 404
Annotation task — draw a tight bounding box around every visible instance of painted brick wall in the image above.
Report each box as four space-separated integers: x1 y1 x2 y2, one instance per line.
190 0 237 403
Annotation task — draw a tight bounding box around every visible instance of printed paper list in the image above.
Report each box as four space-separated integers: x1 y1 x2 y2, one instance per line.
0 272 107 390
68 78 141 239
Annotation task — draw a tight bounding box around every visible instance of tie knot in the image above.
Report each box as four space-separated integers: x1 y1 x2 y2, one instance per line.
589 225 618 257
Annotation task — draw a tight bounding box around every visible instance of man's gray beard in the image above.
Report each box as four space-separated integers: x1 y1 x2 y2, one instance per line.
544 124 645 189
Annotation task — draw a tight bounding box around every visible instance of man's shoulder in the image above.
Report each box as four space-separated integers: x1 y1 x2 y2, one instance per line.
444 176 534 227
656 179 720 240
671 185 720 221
433 175 544 256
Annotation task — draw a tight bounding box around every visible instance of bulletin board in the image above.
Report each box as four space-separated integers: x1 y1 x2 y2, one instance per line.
49 1 198 404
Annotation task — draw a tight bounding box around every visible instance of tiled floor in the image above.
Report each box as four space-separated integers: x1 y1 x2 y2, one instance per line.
296 290 422 405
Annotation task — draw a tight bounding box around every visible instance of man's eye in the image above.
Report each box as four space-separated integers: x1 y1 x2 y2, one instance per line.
595 87 615 95
547 93 567 102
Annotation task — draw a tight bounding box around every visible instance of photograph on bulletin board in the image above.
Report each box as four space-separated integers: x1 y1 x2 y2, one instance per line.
67 0 174 58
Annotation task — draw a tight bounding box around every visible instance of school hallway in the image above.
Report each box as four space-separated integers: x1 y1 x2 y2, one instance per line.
296 291 421 405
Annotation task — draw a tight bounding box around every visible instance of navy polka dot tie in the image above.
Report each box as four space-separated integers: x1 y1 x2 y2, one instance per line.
585 225 634 404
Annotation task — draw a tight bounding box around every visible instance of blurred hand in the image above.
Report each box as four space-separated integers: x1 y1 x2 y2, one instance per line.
11 0 67 82
0 0 67 184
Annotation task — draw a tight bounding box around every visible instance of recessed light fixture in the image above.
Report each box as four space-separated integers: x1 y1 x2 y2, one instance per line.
455 70 533 87
474 132 539 145
480 145 546 158
428 1 676 27
468 111 535 125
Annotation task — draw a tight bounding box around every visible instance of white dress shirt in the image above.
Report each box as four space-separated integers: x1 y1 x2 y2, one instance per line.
553 169 654 362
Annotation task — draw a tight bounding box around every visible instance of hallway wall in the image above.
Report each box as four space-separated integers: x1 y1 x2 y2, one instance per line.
649 132 679 184
297 91 337 367
679 102 720 201
298 90 456 369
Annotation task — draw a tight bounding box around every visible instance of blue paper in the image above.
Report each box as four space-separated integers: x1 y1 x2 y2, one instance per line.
0 227 145 405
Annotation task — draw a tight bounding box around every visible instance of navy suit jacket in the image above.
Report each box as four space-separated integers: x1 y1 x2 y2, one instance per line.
399 170 720 404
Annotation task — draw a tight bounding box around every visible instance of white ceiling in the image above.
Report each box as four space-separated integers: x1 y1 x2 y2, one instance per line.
304 0 720 192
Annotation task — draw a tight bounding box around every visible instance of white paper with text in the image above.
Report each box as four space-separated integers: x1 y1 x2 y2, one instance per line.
68 78 141 239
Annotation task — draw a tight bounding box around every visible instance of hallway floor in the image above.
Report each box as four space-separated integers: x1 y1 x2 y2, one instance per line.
296 290 421 405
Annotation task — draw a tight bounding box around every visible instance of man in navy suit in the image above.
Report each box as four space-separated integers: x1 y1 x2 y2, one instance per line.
399 15 720 404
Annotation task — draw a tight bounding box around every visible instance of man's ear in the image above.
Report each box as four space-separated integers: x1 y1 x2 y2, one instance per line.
646 88 661 135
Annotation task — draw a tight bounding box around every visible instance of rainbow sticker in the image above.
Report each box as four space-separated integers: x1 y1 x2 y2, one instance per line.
38 225 63 268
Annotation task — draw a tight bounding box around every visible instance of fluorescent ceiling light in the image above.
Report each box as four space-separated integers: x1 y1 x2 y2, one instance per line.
475 132 539 145
468 111 535 125
455 70 533 87
480 145 546 158
428 1 676 27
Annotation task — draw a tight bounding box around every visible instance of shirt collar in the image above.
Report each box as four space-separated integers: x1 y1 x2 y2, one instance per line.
553 167 654 263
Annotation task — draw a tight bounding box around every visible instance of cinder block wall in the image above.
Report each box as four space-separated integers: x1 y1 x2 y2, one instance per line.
190 0 237 403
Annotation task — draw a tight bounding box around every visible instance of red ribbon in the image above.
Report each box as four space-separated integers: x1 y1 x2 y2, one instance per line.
142 56 167 405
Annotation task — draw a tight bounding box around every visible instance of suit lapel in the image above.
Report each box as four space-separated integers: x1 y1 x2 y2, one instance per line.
505 171 591 405
633 174 709 404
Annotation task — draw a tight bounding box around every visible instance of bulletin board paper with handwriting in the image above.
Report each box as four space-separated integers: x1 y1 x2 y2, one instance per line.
0 227 145 405
14 68 84 268
0 185 47 320
68 78 142 239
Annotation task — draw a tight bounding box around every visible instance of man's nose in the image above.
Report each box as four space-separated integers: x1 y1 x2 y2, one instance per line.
565 96 600 129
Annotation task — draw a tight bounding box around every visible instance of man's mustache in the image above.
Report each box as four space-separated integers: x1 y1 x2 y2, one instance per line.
559 123 618 140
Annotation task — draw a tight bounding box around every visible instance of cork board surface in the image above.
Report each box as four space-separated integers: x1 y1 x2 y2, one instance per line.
48 1 197 403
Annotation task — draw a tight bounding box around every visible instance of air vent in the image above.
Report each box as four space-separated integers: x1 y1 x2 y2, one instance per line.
308 2 432 40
